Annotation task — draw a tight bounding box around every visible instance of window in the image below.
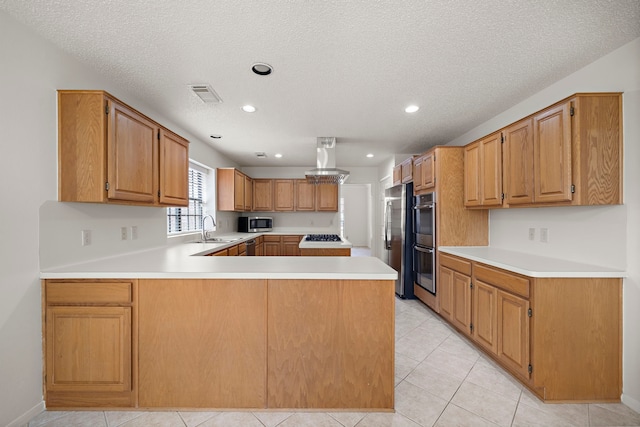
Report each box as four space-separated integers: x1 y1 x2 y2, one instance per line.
167 164 210 234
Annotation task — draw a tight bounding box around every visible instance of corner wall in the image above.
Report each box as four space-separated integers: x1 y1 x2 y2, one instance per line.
446 37 640 411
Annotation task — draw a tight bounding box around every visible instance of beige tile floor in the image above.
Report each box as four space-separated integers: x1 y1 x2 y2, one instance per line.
29 297 640 427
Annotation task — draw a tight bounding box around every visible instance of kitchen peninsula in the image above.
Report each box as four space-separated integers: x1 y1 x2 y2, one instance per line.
40 243 396 411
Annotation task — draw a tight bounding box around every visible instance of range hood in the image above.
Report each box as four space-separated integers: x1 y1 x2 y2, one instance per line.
305 137 350 184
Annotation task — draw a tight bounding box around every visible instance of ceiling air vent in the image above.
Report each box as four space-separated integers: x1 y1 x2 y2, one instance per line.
255 152 267 158
188 84 223 103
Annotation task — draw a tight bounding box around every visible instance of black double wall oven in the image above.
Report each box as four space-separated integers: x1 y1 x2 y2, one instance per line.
413 192 436 294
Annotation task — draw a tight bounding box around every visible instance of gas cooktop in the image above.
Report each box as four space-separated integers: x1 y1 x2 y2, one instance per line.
305 234 342 242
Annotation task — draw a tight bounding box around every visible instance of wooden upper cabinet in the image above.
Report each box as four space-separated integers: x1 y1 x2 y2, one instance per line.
253 179 274 212
413 156 423 192
533 102 573 204
502 118 534 205
420 151 435 190
464 132 502 207
392 164 402 186
244 176 253 211
465 93 622 209
217 168 249 212
274 180 295 211
233 170 245 211
400 157 413 183
159 129 189 206
316 183 339 211
58 90 188 207
463 142 482 206
480 132 503 206
294 179 316 211
108 99 158 204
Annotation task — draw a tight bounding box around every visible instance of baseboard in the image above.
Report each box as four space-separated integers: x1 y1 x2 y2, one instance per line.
6 401 45 427
622 393 640 414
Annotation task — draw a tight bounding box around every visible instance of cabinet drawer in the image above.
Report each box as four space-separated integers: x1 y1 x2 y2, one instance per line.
474 264 530 298
282 235 301 242
46 281 132 304
263 235 281 242
439 253 472 276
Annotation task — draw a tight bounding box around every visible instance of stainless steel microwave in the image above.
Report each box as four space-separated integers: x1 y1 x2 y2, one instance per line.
238 216 273 232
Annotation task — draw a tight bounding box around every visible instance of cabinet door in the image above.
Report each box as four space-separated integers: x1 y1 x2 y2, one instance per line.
413 156 423 192
253 179 274 211
244 176 253 211
503 119 534 205
401 158 413 183
438 265 454 321
421 152 435 189
392 165 402 186
497 290 530 379
533 102 573 203
282 235 301 256
472 280 498 354
274 180 295 211
464 142 481 206
233 170 245 211
46 306 131 393
451 272 472 334
294 179 316 211
480 132 502 206
316 183 339 211
159 129 189 206
264 241 281 256
107 99 158 203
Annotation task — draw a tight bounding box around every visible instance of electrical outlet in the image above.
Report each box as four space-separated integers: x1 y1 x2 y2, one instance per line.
528 228 535 241
121 227 128 240
540 227 549 243
81 230 91 246
130 226 138 240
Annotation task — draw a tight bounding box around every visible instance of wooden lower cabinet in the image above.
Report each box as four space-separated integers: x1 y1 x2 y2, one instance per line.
43 280 136 408
44 278 394 410
434 254 622 402
267 279 394 409
496 289 530 379
472 279 498 354
138 279 267 408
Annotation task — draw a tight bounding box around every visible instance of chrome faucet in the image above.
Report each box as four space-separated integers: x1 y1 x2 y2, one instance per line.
202 215 216 242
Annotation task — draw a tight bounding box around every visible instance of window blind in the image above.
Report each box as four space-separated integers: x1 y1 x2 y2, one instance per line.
167 167 206 234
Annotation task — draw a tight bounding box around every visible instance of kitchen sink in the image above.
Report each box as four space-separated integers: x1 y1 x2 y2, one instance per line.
190 237 241 244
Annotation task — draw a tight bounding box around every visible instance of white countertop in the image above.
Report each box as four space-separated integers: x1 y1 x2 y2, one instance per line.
438 246 626 278
40 238 396 280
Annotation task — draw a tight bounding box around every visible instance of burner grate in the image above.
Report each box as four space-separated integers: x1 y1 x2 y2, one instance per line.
305 234 342 242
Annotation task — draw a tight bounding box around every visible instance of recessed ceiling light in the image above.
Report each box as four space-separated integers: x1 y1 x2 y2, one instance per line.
366 153 374 158
252 62 273 76
242 105 256 113
274 153 283 158
209 134 222 139
405 105 420 113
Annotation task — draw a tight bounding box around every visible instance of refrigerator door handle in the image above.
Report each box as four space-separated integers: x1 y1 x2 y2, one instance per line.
384 201 392 249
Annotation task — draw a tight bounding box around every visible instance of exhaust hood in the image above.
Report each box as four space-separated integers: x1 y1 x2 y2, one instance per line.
305 137 350 184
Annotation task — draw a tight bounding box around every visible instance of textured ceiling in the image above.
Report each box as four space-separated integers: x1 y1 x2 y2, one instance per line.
1 0 638 167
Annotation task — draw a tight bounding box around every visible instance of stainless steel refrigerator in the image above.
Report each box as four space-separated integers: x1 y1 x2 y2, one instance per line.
383 182 415 298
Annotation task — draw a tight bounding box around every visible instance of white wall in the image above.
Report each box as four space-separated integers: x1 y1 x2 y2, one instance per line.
0 11 238 426
445 37 640 412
